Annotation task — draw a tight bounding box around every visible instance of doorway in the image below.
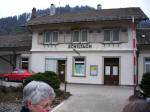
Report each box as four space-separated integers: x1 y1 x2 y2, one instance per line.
58 60 66 82
104 58 119 85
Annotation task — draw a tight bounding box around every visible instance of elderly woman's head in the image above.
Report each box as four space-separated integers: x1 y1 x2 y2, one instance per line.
23 81 55 112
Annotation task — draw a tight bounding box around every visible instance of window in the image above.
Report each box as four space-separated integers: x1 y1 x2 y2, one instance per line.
18 70 25 74
104 30 111 42
145 59 150 73
73 57 85 76
104 29 119 43
45 32 51 44
52 32 58 43
45 59 57 73
12 71 18 74
73 31 79 42
44 31 58 44
21 58 29 69
81 30 87 42
113 29 119 42
73 30 87 43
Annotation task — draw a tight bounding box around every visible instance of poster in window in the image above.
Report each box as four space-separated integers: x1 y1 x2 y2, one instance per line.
113 66 118 75
105 66 110 75
90 65 98 76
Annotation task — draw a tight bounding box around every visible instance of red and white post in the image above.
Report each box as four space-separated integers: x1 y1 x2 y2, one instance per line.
132 16 137 85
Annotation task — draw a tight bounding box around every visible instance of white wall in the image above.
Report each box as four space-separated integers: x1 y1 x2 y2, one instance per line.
31 51 134 85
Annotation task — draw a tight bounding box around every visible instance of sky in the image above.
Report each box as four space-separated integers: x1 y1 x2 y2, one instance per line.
0 0 150 19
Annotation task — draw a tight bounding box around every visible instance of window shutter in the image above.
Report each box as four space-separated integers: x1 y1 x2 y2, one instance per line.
119 31 128 43
38 32 44 44
64 31 72 43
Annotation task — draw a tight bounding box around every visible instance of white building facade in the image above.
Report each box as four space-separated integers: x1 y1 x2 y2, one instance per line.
27 7 148 85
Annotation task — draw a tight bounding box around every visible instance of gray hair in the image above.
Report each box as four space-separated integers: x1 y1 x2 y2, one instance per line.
23 81 56 106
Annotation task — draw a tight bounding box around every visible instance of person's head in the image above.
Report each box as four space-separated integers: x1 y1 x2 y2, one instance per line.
23 81 56 112
122 100 150 112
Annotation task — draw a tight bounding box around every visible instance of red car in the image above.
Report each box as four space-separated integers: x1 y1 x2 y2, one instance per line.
2 69 36 82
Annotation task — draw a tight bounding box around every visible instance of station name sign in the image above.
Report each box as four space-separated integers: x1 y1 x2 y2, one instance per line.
68 43 92 49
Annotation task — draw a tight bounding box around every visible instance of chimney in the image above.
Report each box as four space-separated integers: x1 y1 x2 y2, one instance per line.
50 4 56 16
97 4 102 10
31 8 36 20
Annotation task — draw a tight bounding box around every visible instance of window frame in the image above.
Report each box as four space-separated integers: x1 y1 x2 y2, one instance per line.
73 30 80 43
104 29 111 43
73 56 86 77
145 58 150 73
44 31 51 44
104 29 120 43
52 31 58 44
81 30 88 43
72 30 88 43
21 57 29 69
112 29 119 43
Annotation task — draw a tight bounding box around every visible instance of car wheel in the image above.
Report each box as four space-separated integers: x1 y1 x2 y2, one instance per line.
22 78 26 83
4 77 9 81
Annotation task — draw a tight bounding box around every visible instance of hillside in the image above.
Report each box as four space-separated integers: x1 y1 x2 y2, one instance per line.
0 5 94 35
0 5 149 36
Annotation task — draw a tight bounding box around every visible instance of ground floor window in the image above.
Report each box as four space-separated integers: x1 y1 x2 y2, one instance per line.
145 59 150 73
45 59 57 73
73 57 85 76
21 57 29 69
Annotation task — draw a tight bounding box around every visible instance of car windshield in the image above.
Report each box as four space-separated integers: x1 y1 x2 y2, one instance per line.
12 71 18 74
18 70 25 74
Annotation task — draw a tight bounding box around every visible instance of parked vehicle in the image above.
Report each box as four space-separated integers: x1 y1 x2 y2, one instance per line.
2 69 36 82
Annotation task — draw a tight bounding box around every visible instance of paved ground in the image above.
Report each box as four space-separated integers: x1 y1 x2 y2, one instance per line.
53 84 134 112
0 79 22 87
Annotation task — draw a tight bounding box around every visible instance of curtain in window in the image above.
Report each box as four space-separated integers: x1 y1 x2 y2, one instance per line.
45 32 50 43
113 30 119 41
81 30 87 42
53 32 58 43
104 30 110 42
73 31 79 42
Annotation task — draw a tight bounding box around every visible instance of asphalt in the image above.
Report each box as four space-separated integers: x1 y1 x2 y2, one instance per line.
52 84 133 112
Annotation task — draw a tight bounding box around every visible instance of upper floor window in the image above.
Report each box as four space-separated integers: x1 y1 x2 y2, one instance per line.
73 30 87 43
73 31 79 42
45 32 51 44
113 29 119 42
81 30 87 42
52 32 58 43
44 31 58 44
104 29 119 43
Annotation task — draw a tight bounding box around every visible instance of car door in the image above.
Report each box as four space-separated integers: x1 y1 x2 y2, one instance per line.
17 70 25 81
11 70 18 81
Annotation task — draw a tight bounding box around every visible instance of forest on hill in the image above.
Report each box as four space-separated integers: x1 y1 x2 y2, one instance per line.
0 5 94 35
0 5 149 36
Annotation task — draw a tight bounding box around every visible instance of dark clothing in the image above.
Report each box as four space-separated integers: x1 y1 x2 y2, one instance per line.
20 106 32 112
